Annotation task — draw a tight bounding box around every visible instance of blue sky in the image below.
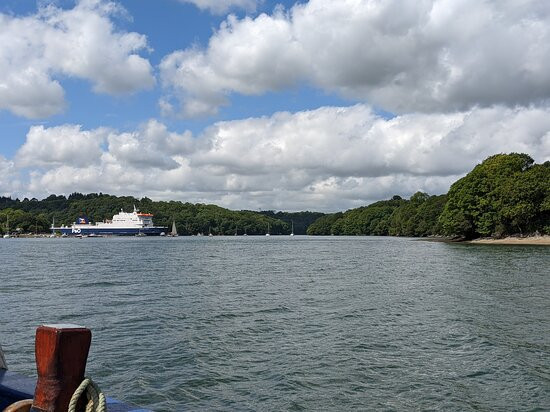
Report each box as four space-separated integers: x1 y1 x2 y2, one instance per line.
0 0 350 156
1 0 549 211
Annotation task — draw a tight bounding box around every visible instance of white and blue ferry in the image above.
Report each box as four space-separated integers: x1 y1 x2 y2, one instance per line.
52 206 166 236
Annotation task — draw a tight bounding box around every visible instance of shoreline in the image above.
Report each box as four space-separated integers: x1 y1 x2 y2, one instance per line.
468 235 550 245
419 235 550 245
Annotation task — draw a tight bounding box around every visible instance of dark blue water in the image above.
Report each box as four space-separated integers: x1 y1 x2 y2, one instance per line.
1 237 549 411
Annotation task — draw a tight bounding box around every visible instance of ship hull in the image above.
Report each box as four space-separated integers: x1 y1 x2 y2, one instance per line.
53 226 166 236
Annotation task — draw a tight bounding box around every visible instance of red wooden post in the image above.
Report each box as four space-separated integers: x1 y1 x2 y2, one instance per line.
30 324 91 412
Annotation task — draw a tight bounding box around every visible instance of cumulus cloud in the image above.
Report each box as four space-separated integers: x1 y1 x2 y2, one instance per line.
0 0 154 118
16 124 108 168
13 105 550 211
0 155 20 197
106 120 196 170
160 0 550 117
178 0 261 14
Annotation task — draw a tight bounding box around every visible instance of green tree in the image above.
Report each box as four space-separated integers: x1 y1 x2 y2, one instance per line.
439 153 548 238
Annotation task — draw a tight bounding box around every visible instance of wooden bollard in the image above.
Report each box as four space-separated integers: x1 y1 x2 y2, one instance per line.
30 325 91 412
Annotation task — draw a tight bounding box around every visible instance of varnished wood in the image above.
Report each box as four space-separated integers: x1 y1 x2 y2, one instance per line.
30 325 91 412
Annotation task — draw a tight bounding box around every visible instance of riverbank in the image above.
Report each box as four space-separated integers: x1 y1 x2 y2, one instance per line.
469 235 550 245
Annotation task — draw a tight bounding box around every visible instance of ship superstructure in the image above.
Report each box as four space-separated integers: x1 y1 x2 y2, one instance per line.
52 206 166 236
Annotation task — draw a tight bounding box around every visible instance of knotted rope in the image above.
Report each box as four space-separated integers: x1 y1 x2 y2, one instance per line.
68 377 107 412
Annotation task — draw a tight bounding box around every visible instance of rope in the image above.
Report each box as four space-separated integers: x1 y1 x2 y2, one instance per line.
68 377 107 412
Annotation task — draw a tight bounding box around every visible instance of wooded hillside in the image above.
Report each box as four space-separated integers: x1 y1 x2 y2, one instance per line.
1 153 548 239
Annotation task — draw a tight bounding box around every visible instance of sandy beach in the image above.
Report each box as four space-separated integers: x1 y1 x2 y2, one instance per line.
469 236 550 245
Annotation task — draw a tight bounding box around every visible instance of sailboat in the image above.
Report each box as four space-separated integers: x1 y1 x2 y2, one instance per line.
265 222 271 236
3 216 10 239
49 218 56 237
168 220 178 237
290 221 295 236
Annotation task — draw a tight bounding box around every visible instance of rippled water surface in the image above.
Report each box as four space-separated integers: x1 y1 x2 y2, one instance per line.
1 236 549 411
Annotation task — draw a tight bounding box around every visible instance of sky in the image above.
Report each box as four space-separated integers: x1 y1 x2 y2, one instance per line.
1 0 549 212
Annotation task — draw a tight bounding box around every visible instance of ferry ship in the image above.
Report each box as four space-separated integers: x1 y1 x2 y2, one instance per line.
52 206 166 236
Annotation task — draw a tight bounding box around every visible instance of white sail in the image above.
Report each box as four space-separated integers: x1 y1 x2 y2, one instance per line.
3 216 10 238
170 221 178 236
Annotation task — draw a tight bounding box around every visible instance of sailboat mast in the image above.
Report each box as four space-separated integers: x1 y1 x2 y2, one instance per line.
172 220 177 236
3 215 10 238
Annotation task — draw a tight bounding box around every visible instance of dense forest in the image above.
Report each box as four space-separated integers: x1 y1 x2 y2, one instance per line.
0 193 321 236
307 153 549 239
306 193 447 236
1 153 548 239
439 153 549 238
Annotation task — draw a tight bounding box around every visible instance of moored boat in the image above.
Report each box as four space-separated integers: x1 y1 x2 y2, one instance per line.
167 220 178 237
52 206 166 237
3 216 10 239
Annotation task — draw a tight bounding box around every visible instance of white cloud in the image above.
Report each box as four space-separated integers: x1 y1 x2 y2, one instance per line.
0 155 19 197
106 120 195 170
13 105 550 211
177 0 261 14
160 0 550 117
16 124 107 168
0 0 154 119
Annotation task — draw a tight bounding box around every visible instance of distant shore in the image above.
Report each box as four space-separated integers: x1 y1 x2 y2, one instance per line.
419 235 550 245
468 235 550 245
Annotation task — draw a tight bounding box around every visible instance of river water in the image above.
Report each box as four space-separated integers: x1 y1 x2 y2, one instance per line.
1 236 549 411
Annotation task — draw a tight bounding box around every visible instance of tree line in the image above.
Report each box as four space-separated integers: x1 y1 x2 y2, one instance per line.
1 153 548 239
307 153 549 239
306 193 447 236
0 193 321 236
